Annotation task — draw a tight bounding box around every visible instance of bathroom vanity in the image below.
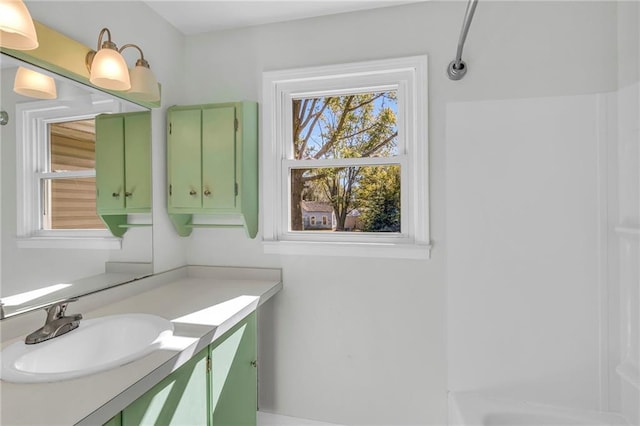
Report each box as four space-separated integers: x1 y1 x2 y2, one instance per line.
0 266 282 425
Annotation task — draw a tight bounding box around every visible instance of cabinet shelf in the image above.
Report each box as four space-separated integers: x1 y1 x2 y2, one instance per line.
117 223 152 229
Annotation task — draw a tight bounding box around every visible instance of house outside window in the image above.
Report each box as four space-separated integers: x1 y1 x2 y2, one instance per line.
262 56 431 259
16 99 121 249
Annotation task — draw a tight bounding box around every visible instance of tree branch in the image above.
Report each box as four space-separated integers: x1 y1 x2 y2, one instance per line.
314 96 354 159
346 93 385 113
361 131 398 157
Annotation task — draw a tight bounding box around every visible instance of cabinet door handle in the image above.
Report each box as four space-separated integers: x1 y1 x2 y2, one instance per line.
204 189 211 196
112 192 120 198
189 190 197 196
125 192 133 198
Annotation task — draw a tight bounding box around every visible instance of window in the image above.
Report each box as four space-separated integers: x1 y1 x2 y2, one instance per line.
44 120 105 230
16 99 122 249
262 56 430 259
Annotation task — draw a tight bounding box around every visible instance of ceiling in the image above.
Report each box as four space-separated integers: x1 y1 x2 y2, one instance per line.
143 1 425 35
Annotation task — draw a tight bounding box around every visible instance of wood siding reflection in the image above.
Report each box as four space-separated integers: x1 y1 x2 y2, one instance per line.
48 120 105 229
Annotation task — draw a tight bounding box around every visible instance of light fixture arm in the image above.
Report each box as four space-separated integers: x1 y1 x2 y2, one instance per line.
86 27 119 72
96 27 117 51
119 44 150 68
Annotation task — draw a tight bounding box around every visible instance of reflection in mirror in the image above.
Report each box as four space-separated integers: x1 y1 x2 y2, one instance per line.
0 53 153 319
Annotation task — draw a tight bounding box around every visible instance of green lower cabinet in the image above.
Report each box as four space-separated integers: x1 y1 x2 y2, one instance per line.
111 313 257 426
211 313 257 426
103 413 121 426
122 348 209 426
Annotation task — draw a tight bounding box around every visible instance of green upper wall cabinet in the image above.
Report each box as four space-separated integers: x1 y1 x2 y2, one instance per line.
96 111 152 237
167 102 258 238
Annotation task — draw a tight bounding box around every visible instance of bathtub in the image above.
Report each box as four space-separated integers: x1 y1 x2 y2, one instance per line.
449 392 631 426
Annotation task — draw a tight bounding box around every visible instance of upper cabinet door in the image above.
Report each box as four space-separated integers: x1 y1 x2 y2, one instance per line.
96 114 125 212
169 109 202 209
202 106 237 211
124 112 152 211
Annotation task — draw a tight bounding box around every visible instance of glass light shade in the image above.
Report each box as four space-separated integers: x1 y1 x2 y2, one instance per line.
0 0 38 50
128 65 160 102
89 48 131 91
13 66 57 99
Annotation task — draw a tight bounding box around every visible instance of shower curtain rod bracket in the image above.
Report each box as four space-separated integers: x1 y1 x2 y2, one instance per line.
447 0 478 81
447 60 468 81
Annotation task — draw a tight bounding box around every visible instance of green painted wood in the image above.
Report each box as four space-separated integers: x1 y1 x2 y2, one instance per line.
210 313 257 426
96 114 125 212
102 412 122 426
1 21 160 109
202 106 237 211
239 102 259 238
167 102 259 239
124 112 152 211
168 213 193 237
99 215 128 238
96 111 151 236
168 108 202 210
122 348 209 426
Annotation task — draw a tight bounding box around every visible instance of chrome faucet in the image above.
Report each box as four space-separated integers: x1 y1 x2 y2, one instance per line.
25 299 83 344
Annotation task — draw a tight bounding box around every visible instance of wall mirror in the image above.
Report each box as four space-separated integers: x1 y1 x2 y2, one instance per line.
0 52 153 319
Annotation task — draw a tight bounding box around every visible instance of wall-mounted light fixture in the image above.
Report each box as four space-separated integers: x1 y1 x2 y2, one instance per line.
85 27 160 102
13 66 57 99
0 0 38 50
120 44 160 102
85 28 130 91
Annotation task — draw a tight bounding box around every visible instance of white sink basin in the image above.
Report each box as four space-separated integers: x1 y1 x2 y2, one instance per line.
0 313 173 383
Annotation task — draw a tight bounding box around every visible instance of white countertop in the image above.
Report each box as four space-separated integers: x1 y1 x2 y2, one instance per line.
0 266 282 426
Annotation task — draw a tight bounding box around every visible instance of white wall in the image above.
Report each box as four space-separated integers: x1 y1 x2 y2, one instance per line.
0 1 189 298
181 2 617 424
612 2 640 423
446 93 605 409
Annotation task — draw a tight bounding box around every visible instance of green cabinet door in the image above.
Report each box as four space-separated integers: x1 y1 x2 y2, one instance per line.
168 108 202 209
103 413 122 426
122 348 209 426
96 114 125 212
211 313 257 426
202 106 237 211
124 112 152 211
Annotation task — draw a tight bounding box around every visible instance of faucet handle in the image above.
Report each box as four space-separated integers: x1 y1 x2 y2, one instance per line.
45 298 79 321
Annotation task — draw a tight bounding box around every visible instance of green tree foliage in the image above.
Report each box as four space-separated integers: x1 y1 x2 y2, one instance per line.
356 165 401 232
291 92 398 231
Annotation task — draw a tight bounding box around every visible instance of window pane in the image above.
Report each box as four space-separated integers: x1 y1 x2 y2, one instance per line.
291 91 398 160
49 119 96 172
43 178 105 230
290 165 400 233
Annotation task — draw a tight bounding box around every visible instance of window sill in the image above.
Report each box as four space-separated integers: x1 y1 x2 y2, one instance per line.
16 236 122 250
263 240 431 259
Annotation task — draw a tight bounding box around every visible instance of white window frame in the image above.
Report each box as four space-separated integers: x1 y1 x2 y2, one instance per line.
262 55 431 259
16 98 122 249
